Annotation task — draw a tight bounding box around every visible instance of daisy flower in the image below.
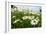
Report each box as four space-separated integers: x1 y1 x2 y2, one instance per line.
30 17 39 25
22 16 28 20
22 16 35 20
29 16 35 20
12 16 16 18
13 19 20 24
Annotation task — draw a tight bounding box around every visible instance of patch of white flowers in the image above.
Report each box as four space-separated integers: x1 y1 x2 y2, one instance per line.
13 19 23 24
11 8 17 12
30 17 39 25
13 19 20 24
22 16 39 25
12 16 16 18
22 16 35 20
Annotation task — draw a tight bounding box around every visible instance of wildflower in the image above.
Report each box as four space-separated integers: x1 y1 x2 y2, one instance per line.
13 19 20 24
30 18 39 25
22 16 35 20
36 17 39 21
12 16 15 18
20 20 23 22
29 16 35 20
22 16 28 20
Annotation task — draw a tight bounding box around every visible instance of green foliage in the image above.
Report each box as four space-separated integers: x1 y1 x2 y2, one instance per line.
11 8 41 29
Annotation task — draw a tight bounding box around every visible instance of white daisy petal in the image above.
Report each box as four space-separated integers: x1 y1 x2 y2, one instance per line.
30 20 36 25
12 16 15 18
31 18 39 25
13 19 20 24
22 16 35 20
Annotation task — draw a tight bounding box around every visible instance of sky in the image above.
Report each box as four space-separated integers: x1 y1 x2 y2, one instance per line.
16 5 41 12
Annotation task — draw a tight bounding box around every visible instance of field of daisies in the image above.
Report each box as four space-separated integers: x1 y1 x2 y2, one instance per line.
11 5 41 29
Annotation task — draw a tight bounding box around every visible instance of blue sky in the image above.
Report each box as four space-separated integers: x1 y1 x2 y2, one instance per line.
29 6 41 12
15 5 41 12
23 6 41 12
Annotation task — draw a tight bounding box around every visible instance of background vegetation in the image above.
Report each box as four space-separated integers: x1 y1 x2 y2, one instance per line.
11 5 41 29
